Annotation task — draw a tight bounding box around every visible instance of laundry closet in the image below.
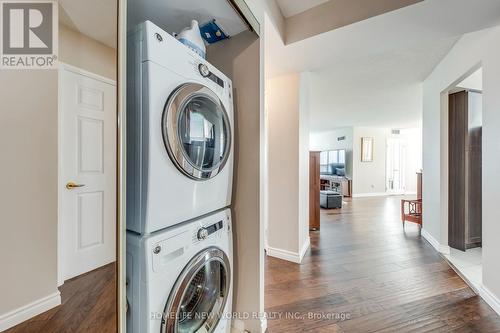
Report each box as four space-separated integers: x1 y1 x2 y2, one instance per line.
122 1 262 332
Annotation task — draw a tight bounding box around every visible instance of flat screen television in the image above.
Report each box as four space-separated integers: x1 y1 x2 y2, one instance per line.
320 149 346 176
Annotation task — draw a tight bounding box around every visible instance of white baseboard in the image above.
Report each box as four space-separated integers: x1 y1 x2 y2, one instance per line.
421 228 440 251
421 229 500 317
231 317 267 333
231 319 245 333
439 244 451 255
299 236 311 263
267 237 310 264
478 285 500 316
261 317 268 333
0 291 61 331
352 192 387 198
421 229 450 255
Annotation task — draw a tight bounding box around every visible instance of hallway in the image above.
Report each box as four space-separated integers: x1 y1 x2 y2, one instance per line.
265 196 500 332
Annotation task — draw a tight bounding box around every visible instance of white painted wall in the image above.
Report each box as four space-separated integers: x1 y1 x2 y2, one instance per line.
309 127 354 177
422 25 500 306
266 73 310 262
400 128 423 193
352 127 390 195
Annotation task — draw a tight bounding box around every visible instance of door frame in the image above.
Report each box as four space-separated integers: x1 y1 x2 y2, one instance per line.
434 63 482 255
57 62 117 286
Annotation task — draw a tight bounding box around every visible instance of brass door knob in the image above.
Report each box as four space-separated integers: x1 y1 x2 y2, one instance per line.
66 182 85 189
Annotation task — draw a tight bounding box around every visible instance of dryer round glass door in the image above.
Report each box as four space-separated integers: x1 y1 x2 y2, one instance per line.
162 83 231 180
161 247 231 333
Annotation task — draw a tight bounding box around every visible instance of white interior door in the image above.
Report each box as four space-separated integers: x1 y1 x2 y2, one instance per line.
59 65 116 282
386 138 406 194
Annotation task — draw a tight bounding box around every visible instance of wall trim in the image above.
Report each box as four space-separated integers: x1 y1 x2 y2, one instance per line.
421 228 440 251
0 291 61 331
59 62 116 86
267 237 310 264
440 244 451 255
261 317 268 333
352 192 387 198
231 319 245 333
478 285 500 316
231 317 267 333
422 231 500 317
299 236 311 263
421 229 450 255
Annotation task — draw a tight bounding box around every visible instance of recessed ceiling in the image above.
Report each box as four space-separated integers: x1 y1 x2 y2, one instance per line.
266 0 500 77
127 0 247 37
306 38 458 131
275 0 330 18
265 0 500 131
59 0 117 48
456 68 483 91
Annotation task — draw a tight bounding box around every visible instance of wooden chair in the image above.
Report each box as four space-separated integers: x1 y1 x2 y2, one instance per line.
401 199 422 229
401 171 423 230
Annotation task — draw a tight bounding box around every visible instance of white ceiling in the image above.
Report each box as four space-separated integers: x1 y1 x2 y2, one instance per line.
265 0 500 132
59 0 117 48
275 0 330 18
127 0 247 37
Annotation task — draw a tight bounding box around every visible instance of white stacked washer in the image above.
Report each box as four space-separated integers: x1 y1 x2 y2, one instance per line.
126 20 234 333
127 209 233 333
127 20 234 235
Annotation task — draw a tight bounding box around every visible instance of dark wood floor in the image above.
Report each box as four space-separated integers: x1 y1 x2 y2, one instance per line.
265 196 500 333
5 263 116 333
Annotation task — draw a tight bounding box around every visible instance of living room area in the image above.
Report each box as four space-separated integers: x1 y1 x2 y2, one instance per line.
308 126 423 229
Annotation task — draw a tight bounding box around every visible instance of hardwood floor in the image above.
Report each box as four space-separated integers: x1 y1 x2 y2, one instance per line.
265 196 500 333
5 263 116 333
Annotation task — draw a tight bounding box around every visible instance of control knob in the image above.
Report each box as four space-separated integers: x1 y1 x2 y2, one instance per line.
198 63 210 77
197 228 209 240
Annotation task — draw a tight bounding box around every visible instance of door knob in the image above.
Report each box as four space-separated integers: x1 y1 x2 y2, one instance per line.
66 182 85 189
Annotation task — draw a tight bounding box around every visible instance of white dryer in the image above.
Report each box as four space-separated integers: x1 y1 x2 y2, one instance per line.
127 20 234 234
126 209 233 333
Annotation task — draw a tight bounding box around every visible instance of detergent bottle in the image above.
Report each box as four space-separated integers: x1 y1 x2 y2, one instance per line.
174 20 206 59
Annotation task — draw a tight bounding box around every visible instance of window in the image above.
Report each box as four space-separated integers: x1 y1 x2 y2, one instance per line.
320 149 346 174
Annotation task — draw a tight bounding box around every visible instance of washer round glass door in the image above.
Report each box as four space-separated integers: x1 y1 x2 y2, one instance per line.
161 247 231 333
162 83 231 180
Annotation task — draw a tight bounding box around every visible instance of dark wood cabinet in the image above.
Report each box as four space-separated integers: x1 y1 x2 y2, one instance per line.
309 151 320 230
448 90 482 251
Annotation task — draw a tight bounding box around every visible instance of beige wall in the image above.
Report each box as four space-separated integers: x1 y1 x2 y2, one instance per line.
60 24 116 80
298 72 310 250
0 70 59 316
267 74 300 253
207 31 264 332
0 23 116 328
266 73 310 260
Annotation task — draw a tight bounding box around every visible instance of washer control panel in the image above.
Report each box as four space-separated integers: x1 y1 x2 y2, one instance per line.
195 61 225 88
196 220 224 241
